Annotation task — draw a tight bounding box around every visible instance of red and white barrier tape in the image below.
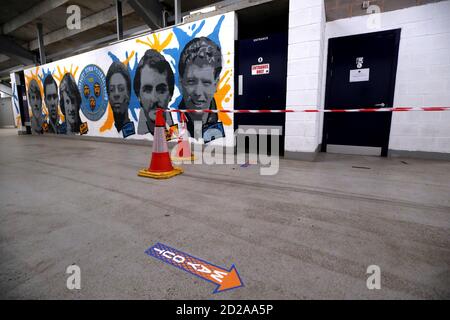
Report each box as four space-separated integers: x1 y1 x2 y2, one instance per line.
166 106 450 113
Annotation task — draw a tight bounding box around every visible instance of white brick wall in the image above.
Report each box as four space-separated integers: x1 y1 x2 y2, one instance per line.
323 1 450 154
285 0 325 153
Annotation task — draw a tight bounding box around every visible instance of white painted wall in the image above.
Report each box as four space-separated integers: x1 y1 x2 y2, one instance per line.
323 1 450 154
285 0 326 154
0 83 12 98
9 73 20 128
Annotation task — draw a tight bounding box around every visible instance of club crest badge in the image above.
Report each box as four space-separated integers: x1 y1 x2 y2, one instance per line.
78 64 108 121
356 57 364 69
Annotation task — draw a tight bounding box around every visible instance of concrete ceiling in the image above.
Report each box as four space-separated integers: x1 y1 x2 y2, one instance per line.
0 0 243 81
0 1 144 77
0 0 436 82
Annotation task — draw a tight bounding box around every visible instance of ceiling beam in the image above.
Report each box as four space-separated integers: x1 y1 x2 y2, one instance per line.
46 25 150 61
28 3 134 51
0 54 10 63
174 0 181 24
36 23 46 64
1 0 70 34
0 35 36 65
170 0 274 24
127 0 163 30
0 65 26 80
116 0 124 41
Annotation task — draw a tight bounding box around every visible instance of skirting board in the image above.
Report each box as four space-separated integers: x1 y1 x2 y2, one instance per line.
39 133 153 147
389 149 450 161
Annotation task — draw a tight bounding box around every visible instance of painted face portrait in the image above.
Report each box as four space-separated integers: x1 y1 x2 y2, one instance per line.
89 96 96 110
106 61 131 133
109 73 129 116
28 80 42 120
139 65 170 123
63 91 77 126
179 37 223 138
134 49 174 135
42 75 59 134
60 73 82 133
44 83 58 122
181 63 218 113
94 83 101 97
83 85 90 97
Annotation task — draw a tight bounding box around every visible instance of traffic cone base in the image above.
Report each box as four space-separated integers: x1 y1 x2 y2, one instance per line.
137 108 184 180
138 166 183 179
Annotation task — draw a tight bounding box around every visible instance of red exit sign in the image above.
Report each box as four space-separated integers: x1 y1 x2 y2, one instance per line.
251 63 270 75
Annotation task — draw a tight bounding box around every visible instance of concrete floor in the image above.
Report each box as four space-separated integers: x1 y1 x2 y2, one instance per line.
0 128 449 299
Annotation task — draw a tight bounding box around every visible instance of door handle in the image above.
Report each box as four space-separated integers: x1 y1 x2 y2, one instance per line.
238 75 243 96
374 103 386 107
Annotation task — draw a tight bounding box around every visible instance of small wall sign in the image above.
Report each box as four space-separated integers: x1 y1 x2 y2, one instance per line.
350 68 370 82
251 63 270 75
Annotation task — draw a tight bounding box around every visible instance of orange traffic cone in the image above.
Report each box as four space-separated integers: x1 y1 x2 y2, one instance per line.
172 112 196 161
138 109 183 179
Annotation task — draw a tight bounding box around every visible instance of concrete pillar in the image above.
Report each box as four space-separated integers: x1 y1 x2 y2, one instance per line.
116 0 123 40
175 0 181 24
36 23 46 64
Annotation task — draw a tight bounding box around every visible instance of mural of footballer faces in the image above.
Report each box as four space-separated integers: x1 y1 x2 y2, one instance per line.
59 73 82 134
179 37 223 139
43 75 59 133
106 61 131 133
134 49 174 136
28 79 44 134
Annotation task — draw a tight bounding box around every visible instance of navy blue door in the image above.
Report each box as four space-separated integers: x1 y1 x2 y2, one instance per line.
322 29 401 157
17 71 31 134
235 33 288 155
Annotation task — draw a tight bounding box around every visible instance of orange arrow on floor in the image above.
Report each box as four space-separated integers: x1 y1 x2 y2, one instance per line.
216 266 242 292
146 242 244 294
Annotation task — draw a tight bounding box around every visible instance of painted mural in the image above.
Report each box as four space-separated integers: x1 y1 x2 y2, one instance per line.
22 13 235 146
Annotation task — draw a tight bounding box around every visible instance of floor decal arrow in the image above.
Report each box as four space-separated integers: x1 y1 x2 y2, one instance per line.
145 242 244 294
